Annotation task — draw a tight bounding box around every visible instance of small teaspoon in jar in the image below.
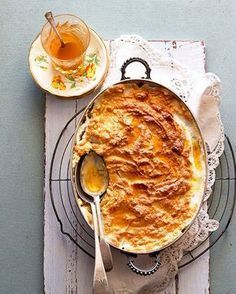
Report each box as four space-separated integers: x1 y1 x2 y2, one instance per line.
44 11 65 48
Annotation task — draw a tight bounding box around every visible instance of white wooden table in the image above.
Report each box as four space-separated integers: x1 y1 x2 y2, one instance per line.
44 40 209 294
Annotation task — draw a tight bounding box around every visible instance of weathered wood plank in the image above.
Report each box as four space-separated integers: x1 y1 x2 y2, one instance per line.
44 96 78 294
44 40 209 294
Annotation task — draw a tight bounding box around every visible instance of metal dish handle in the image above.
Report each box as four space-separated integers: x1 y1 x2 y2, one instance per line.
126 253 161 276
120 57 151 80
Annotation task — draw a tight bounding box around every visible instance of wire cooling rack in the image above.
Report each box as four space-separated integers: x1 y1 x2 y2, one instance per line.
49 108 236 268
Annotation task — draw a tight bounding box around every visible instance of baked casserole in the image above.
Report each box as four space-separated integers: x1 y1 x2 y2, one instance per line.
72 82 206 253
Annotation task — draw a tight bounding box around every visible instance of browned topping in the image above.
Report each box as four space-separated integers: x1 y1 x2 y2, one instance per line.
73 82 204 252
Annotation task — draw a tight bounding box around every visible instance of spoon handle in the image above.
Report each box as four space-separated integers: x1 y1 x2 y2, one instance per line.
94 198 113 272
91 203 110 294
44 11 65 47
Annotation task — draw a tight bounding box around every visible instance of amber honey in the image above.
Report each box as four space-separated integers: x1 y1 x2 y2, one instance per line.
49 32 85 60
41 14 90 72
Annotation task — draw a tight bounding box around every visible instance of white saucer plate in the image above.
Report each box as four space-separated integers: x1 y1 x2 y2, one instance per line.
29 28 109 99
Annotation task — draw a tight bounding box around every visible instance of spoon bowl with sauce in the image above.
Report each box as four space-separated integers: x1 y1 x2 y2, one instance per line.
79 151 109 200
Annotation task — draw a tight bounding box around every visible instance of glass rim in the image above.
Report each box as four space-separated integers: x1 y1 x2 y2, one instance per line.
40 13 91 61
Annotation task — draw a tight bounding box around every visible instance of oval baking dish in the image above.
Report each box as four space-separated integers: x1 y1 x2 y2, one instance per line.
70 57 207 271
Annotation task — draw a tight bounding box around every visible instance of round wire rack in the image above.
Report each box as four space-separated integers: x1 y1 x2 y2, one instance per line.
49 109 236 268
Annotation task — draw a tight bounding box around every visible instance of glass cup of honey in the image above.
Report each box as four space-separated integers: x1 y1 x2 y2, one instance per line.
41 14 90 74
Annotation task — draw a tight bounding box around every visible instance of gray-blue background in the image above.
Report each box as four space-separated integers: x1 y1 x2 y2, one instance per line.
0 1 235 293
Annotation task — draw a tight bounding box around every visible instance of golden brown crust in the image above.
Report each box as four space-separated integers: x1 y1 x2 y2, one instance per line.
73 82 205 252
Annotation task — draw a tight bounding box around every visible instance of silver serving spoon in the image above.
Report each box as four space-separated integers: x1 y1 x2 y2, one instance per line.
44 11 65 48
75 151 113 293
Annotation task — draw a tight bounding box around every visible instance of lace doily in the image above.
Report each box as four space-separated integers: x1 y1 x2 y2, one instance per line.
104 35 224 293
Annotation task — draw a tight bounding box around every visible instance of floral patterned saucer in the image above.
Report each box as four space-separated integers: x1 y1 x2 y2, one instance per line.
29 28 109 98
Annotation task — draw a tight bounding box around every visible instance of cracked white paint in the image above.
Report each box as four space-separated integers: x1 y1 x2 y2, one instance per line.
44 40 209 294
